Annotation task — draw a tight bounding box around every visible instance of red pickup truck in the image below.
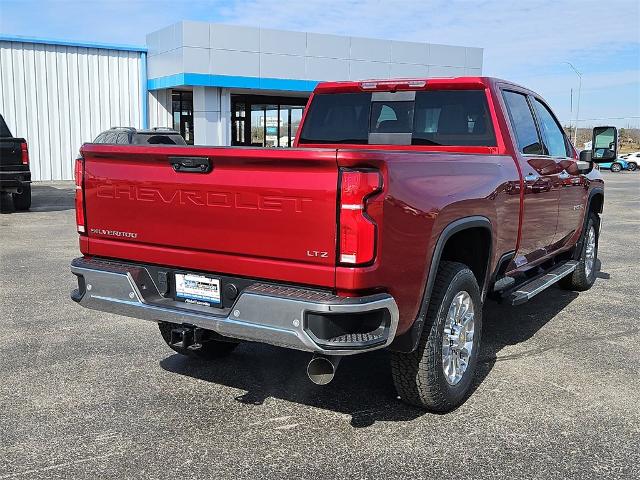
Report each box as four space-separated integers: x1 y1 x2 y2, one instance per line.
71 77 616 412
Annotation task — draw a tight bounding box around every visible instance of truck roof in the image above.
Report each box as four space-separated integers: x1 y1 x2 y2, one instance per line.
313 76 532 95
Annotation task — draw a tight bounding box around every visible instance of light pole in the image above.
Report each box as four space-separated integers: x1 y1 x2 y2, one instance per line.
564 62 582 146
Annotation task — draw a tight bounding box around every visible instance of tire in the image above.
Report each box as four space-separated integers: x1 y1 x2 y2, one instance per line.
610 162 622 172
391 261 482 412
559 212 599 291
158 321 239 359
0 192 13 213
12 185 31 211
628 162 637 172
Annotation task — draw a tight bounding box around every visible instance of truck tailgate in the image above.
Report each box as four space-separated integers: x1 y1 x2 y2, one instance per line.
81 144 339 286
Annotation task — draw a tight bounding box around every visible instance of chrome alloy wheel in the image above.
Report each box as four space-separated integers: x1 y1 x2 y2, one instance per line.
442 291 475 386
584 225 596 278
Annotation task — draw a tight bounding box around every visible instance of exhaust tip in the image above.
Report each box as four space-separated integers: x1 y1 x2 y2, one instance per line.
307 355 341 385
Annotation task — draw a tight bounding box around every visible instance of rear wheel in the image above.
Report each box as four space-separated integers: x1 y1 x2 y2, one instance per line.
560 212 599 291
627 162 637 172
0 192 13 212
13 185 31 211
391 261 482 412
158 321 239 359
610 162 622 172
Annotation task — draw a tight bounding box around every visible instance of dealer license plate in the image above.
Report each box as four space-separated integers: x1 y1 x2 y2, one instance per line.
175 273 221 307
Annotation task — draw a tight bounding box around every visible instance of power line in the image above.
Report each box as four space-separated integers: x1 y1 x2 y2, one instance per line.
575 116 640 121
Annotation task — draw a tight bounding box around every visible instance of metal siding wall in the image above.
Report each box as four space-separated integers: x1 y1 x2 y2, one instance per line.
148 89 172 129
0 41 143 181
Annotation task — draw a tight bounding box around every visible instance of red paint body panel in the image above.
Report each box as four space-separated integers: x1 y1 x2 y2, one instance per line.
335 149 521 334
77 77 604 337
81 145 340 287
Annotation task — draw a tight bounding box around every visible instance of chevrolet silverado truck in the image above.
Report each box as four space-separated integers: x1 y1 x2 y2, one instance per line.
0 113 31 211
70 77 615 412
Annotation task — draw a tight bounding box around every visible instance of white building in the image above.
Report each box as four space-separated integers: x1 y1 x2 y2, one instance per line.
0 23 483 181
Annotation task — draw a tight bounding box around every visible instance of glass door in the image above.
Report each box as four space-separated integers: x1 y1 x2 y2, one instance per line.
231 95 308 147
231 101 246 145
171 90 194 145
250 104 265 146
265 105 279 147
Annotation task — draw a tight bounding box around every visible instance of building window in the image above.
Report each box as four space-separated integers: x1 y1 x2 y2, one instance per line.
172 90 194 145
231 95 307 147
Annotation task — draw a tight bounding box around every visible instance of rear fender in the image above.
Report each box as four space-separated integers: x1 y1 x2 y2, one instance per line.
389 216 492 352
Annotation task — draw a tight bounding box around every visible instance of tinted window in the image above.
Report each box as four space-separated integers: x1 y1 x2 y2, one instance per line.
502 91 543 155
0 114 12 137
533 99 569 157
133 134 186 145
370 101 414 133
412 90 496 146
93 133 106 143
298 93 371 144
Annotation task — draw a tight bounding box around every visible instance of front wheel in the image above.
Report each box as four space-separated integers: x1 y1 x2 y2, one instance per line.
610 162 622 172
391 261 482 412
560 212 599 291
627 162 637 172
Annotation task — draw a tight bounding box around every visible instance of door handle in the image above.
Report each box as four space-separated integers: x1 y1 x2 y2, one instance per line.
524 172 540 182
169 156 212 173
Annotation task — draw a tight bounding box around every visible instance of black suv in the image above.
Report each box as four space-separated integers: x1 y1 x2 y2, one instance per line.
0 114 31 211
93 127 187 145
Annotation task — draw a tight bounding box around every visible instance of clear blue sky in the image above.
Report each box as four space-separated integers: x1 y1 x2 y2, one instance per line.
1 0 639 128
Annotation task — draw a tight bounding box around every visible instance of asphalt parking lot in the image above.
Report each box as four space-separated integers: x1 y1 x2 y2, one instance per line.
1 173 639 479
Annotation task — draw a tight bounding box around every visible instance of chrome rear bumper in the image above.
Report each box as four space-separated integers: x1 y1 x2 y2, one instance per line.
70 257 399 355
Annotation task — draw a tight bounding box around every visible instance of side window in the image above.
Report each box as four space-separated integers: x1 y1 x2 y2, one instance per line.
533 99 569 157
413 90 496 146
502 91 544 155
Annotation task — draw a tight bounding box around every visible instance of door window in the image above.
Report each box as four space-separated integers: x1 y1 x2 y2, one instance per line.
250 105 265 146
232 102 246 144
502 91 544 155
533 99 569 157
171 90 194 145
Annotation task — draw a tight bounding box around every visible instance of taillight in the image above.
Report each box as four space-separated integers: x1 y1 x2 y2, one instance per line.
74 157 86 234
338 169 382 265
20 142 29 165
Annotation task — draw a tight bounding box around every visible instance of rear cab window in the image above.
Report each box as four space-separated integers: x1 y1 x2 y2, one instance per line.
298 93 371 144
298 89 496 147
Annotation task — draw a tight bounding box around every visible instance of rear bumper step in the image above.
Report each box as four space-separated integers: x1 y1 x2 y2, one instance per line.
503 260 578 306
70 257 399 355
